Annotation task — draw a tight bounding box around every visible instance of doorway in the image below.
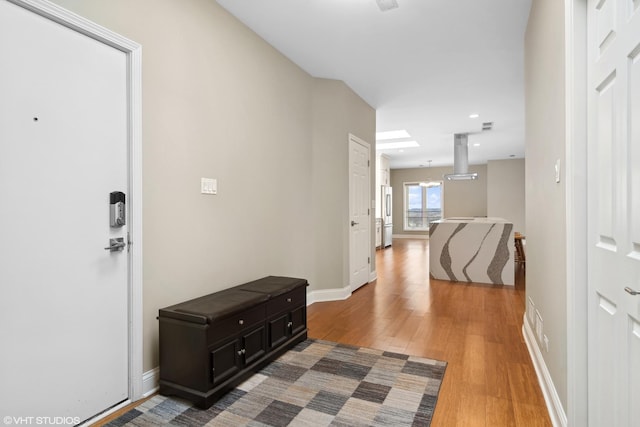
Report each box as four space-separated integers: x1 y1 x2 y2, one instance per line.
0 0 142 422
348 134 371 292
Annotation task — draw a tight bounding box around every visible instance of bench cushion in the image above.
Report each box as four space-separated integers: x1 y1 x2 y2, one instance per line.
159 288 269 325
237 276 308 296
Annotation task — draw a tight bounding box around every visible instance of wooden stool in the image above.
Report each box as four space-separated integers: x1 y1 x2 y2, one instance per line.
514 232 526 265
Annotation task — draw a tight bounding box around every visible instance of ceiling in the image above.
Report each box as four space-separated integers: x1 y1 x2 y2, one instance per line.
216 0 532 169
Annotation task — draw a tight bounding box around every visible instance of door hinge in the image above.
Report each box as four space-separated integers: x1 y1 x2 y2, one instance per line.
127 232 131 252
368 208 370 215
368 160 370 167
368 257 370 264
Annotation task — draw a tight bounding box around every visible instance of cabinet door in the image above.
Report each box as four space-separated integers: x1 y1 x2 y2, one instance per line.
242 325 266 365
210 340 240 386
290 305 306 336
267 313 289 349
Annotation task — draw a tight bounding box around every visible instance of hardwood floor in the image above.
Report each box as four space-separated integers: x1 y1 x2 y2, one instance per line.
307 238 551 427
94 238 549 426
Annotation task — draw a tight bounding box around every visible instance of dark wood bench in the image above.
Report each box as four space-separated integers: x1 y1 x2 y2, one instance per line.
158 276 308 409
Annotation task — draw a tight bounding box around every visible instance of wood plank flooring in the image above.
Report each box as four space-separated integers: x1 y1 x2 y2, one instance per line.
307 238 551 427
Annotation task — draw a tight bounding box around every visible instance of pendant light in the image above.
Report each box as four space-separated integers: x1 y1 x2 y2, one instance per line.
419 161 440 187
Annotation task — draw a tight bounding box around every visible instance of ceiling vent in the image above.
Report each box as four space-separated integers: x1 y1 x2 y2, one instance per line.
443 133 478 181
376 0 399 12
482 122 493 131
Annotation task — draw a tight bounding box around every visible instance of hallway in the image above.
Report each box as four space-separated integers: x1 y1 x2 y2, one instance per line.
307 239 551 426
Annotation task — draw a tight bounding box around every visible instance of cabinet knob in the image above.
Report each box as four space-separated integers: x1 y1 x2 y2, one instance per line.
238 319 244 325
237 348 245 356
286 298 292 303
287 321 293 328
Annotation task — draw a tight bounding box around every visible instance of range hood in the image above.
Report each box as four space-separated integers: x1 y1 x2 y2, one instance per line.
444 133 478 181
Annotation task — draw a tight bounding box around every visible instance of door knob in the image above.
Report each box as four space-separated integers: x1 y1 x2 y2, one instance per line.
625 287 640 296
104 237 126 252
351 221 359 226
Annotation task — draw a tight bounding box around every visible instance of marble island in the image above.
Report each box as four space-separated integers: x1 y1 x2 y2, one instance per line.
429 217 514 286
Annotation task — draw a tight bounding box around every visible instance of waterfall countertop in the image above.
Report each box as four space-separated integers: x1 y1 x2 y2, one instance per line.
429 217 514 285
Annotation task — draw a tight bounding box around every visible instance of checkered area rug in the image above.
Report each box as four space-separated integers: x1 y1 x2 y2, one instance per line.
108 339 447 426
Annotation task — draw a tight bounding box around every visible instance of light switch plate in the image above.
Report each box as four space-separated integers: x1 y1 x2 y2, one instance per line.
201 178 217 195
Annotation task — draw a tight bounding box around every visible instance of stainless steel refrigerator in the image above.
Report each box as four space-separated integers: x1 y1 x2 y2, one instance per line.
381 185 393 248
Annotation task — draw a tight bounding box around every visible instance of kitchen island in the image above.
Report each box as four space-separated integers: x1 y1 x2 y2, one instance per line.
429 217 514 286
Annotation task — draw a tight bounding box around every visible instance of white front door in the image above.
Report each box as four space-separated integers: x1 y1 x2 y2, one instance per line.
0 1 132 421
587 0 640 425
349 135 371 292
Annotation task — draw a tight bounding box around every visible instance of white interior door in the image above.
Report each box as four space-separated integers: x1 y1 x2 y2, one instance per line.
587 0 640 426
0 1 131 421
349 135 371 292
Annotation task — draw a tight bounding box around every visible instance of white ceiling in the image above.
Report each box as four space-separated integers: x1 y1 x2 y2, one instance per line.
216 0 532 169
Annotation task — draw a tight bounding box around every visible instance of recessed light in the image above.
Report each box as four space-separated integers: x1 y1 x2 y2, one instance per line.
473 143 481 147
469 113 479 119
399 149 404 153
376 130 411 141
377 140 419 150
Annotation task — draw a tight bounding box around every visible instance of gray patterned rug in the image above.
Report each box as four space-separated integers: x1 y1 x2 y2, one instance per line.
107 339 446 426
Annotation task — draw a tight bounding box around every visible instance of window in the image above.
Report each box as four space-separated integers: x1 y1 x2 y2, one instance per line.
403 182 443 231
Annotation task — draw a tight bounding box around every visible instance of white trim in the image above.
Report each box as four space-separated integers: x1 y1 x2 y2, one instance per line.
522 316 567 427
142 367 160 397
392 234 429 240
308 273 379 305
369 270 377 283
10 0 144 406
307 287 352 305
565 1 588 426
9 0 139 52
127 21 144 404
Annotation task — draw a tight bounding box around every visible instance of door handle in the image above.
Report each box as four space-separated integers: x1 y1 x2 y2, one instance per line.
625 287 640 296
351 221 359 226
104 237 126 252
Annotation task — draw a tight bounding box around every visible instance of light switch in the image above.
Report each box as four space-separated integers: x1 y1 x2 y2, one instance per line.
201 178 217 195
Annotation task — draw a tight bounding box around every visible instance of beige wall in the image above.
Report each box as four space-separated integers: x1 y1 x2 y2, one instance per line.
51 0 375 372
525 0 567 410
487 159 526 234
390 165 487 236
312 79 376 290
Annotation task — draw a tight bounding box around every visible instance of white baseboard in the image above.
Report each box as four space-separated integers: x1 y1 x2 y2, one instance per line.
142 367 159 397
307 287 352 305
392 234 429 240
522 315 567 427
307 273 383 305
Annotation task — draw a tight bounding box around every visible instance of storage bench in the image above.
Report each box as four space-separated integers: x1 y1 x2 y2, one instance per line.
158 276 308 409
